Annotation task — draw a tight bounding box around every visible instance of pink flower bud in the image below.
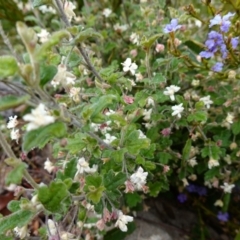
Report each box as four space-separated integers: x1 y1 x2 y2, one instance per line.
155 43 165 53
130 49 138 58
123 95 134 104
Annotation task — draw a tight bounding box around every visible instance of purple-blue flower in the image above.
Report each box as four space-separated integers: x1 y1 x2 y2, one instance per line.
197 186 207 196
186 184 207 196
217 211 229 222
186 184 197 193
200 31 228 59
211 62 223 72
177 193 187 203
209 12 235 33
231 37 239 49
163 19 182 33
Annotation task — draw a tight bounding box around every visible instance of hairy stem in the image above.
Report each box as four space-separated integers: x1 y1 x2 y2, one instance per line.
54 0 104 83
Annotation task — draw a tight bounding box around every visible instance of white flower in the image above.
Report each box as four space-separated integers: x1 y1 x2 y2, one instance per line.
130 33 140 45
208 158 219 169
48 219 58 235
214 199 223 207
171 103 184 118
63 1 76 22
130 167 148 190
44 158 55 173
10 129 20 143
199 95 213 109
14 226 29 239
69 87 81 102
75 157 97 175
163 85 180 101
39 5 56 14
135 73 143 82
226 113 234 124
187 157 198 167
122 58 138 75
90 122 100 132
182 178 189 187
137 130 146 139
195 20 202 28
104 133 117 144
114 23 129 32
23 103 55 131
143 108 152 121
105 109 116 116
220 182 235 193
7 115 18 129
191 80 200 87
115 211 133 232
103 8 112 18
37 29 50 43
51 64 76 87
146 97 155 107
188 174 197 181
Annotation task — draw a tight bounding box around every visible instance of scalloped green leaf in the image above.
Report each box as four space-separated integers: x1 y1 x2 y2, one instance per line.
38 180 69 213
0 55 19 78
0 209 34 233
73 28 103 43
0 95 30 111
22 122 67 152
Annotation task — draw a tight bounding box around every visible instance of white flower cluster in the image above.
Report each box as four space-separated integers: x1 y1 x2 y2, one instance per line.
130 167 148 191
115 211 133 232
122 58 138 75
163 85 184 118
75 157 98 176
7 115 20 143
23 103 55 131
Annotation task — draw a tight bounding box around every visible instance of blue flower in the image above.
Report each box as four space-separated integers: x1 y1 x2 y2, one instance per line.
200 31 227 59
163 19 182 33
186 184 197 193
211 62 223 72
231 37 239 49
217 211 229 222
209 12 235 33
177 193 187 203
196 186 207 196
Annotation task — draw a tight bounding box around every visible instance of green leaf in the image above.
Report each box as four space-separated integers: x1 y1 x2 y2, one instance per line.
6 163 27 185
187 111 208 123
0 209 34 233
148 181 162 197
124 129 150 155
64 158 78 179
111 149 127 163
144 161 156 170
141 33 163 49
234 231 240 240
7 200 21 212
232 121 240 135
103 170 126 191
32 0 50 8
0 95 30 111
40 64 57 87
65 133 88 154
204 168 219 181
182 139 192 161
157 152 172 164
84 174 105 204
38 180 69 213
36 30 71 59
86 185 105 204
0 55 18 78
201 145 221 159
89 95 117 118
0 235 13 240
85 174 103 189
222 193 231 212
73 28 103 43
125 192 142 208
22 122 67 152
151 73 166 84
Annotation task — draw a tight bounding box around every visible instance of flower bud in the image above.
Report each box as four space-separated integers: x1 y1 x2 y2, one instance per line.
230 142 237 150
228 70 236 80
155 43 165 53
